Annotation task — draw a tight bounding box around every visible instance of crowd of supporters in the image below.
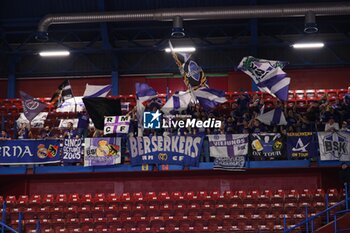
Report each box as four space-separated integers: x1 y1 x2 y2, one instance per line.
137 87 350 137
1 88 350 141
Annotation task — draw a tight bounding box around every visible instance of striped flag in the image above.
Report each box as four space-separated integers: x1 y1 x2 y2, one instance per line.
193 87 227 110
238 56 290 101
50 79 73 107
83 84 111 97
162 91 192 114
256 107 287 126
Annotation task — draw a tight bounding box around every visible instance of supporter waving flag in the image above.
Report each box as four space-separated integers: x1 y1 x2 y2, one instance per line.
238 56 290 102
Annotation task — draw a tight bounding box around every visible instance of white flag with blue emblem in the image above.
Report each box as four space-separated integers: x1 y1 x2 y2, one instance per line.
238 56 290 101
318 132 350 161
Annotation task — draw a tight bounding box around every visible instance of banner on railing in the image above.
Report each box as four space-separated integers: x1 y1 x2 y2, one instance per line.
0 140 60 165
287 132 317 159
62 138 83 163
318 132 350 161
207 134 248 157
129 136 204 166
213 156 246 170
250 133 284 159
84 137 121 166
104 115 130 135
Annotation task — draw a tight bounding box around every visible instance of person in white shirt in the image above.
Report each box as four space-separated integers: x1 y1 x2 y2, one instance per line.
325 118 340 132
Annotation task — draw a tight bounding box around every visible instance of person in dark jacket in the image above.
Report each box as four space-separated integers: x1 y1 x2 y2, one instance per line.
339 163 350 185
339 163 350 207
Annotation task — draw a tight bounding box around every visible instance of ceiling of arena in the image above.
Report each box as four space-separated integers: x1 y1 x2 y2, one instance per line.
1 0 350 77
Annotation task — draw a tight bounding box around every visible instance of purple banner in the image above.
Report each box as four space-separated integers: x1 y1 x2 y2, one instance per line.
84 137 121 166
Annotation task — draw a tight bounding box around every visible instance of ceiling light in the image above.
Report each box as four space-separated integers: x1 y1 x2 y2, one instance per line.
171 16 185 38
39 50 70 57
292 42 324 49
304 11 318 34
165 47 196 53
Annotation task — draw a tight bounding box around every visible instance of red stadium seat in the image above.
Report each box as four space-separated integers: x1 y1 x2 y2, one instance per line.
107 193 119 205
77 206 92 218
5 195 16 207
94 193 107 207
81 194 94 207
42 194 54 208
295 90 306 99
17 195 29 208
67 194 80 208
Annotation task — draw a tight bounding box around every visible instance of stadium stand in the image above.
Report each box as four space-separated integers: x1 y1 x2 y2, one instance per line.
1 188 345 233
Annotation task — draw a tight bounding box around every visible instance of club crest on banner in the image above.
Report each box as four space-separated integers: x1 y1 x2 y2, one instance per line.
24 99 40 110
323 133 348 159
37 144 58 159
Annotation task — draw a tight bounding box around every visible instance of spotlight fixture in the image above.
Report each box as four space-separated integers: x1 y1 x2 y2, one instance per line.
171 16 185 38
292 42 324 49
304 11 318 33
165 47 196 53
39 50 70 57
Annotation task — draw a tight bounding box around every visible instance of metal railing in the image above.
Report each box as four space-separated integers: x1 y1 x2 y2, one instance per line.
0 201 40 233
334 209 350 233
283 183 349 233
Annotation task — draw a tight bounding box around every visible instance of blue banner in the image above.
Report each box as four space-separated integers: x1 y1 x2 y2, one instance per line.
250 133 284 160
129 136 204 166
62 138 83 163
0 140 61 165
287 132 317 159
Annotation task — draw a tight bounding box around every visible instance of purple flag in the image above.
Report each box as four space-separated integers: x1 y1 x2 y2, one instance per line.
20 91 47 122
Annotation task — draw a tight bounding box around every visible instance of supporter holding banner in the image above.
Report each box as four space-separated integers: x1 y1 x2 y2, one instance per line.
318 132 350 161
0 140 60 165
250 133 284 160
129 135 204 166
62 138 83 163
104 115 130 135
84 137 121 166
207 134 249 157
287 132 317 159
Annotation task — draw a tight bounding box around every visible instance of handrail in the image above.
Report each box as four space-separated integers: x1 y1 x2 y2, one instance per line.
0 222 19 233
334 209 350 233
285 183 349 233
284 199 347 232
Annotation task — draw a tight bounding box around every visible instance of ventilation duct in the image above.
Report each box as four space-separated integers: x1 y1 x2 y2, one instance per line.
37 2 350 41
